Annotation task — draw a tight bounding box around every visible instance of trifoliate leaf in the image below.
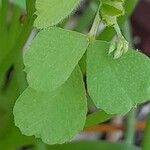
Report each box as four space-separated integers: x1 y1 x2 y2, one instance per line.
13 66 87 145
100 0 125 26
24 27 89 92
34 0 81 28
87 40 150 114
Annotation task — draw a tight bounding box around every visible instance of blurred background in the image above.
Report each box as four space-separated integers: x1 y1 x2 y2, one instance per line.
0 0 150 149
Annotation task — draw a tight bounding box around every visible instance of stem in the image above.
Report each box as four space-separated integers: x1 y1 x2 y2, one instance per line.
122 21 133 47
124 109 136 144
123 20 136 144
142 113 150 150
88 4 101 41
114 23 122 37
74 1 98 32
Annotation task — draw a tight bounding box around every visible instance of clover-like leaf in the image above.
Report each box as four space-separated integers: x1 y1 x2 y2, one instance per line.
87 40 150 114
34 0 81 28
13 66 87 145
24 27 89 92
100 0 125 26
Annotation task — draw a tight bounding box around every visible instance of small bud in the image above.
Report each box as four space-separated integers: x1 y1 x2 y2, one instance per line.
114 47 123 59
123 40 129 54
109 42 116 54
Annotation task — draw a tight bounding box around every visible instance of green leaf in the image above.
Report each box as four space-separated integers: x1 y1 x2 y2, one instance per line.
87 40 150 114
48 141 140 150
13 0 26 9
24 27 89 92
34 0 81 28
13 66 87 145
100 0 125 26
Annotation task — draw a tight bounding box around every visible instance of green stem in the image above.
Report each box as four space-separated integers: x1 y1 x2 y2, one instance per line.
88 4 101 41
122 20 133 47
124 109 136 144
74 1 98 32
142 113 150 150
114 23 122 37
123 20 135 145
